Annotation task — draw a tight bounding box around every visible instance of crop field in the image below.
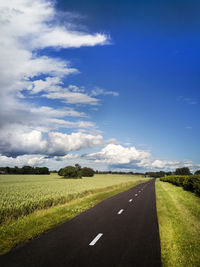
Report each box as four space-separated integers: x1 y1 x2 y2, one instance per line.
0 173 144 224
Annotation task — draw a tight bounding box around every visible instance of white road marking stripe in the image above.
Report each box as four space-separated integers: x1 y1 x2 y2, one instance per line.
118 209 124 214
135 194 138 196
89 233 103 246
129 199 133 202
139 190 141 193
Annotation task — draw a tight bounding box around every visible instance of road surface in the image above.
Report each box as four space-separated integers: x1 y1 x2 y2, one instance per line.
0 179 161 267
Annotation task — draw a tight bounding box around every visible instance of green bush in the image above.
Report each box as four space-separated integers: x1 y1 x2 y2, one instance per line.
193 176 200 196
183 176 196 191
80 167 95 177
160 175 200 196
160 175 185 186
58 168 64 176
58 166 81 179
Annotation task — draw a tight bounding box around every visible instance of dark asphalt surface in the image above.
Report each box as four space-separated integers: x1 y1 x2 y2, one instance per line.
0 179 161 267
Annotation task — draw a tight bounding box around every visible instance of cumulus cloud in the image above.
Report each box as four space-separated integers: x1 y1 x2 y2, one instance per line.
27 156 48 166
0 124 103 157
150 159 200 171
88 144 151 165
86 144 200 172
46 132 103 156
0 154 47 167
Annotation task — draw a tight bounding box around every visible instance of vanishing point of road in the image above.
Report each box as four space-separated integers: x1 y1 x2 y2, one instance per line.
0 179 161 267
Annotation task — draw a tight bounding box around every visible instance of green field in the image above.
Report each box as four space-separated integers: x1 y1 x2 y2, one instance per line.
156 179 200 267
0 174 148 255
0 173 145 224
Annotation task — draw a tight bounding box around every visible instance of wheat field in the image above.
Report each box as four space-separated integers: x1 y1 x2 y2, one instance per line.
0 173 144 223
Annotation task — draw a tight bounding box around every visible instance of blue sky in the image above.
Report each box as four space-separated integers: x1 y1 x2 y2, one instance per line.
0 0 199 171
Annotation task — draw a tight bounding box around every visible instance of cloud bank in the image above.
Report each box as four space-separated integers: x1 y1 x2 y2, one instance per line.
87 144 200 172
0 125 103 157
0 0 110 161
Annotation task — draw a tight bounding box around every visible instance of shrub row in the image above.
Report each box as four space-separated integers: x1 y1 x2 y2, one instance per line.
160 175 200 196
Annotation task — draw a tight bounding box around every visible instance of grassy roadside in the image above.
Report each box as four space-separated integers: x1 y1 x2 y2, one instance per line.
0 179 149 256
156 179 200 267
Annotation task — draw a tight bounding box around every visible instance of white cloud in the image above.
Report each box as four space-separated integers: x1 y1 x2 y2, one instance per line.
33 28 109 49
151 160 180 169
0 1 108 50
0 154 46 167
0 124 103 157
28 78 99 105
53 154 80 161
91 88 119 97
46 132 103 156
30 106 86 118
87 144 200 172
150 159 200 172
46 119 95 129
28 77 63 94
88 144 151 165
0 0 106 99
27 156 47 166
43 90 99 105
0 0 109 160
0 0 107 100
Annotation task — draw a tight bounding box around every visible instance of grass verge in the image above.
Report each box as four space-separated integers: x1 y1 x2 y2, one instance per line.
156 179 200 267
0 179 149 256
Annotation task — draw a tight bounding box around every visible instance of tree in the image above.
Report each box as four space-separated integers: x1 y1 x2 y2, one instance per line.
22 166 34 174
58 168 64 176
81 167 95 177
38 167 50 174
59 166 81 179
175 167 191 176
195 170 200 175
75 164 81 172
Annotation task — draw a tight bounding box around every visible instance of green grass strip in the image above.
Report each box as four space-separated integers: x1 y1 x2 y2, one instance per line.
0 179 149 256
156 180 200 267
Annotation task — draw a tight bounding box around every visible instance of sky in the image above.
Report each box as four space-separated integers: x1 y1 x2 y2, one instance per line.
0 0 199 172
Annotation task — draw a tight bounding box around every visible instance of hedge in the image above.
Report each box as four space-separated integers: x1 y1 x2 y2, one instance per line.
160 175 200 196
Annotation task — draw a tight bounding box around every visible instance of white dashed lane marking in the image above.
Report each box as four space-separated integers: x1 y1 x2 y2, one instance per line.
118 209 124 215
135 194 138 196
129 199 133 202
89 233 103 246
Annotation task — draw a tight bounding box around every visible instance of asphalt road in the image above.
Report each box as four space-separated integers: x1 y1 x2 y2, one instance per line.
0 179 161 267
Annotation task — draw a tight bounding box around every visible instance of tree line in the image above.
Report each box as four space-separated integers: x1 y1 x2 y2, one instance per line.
145 167 200 178
1 165 199 178
0 166 50 175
